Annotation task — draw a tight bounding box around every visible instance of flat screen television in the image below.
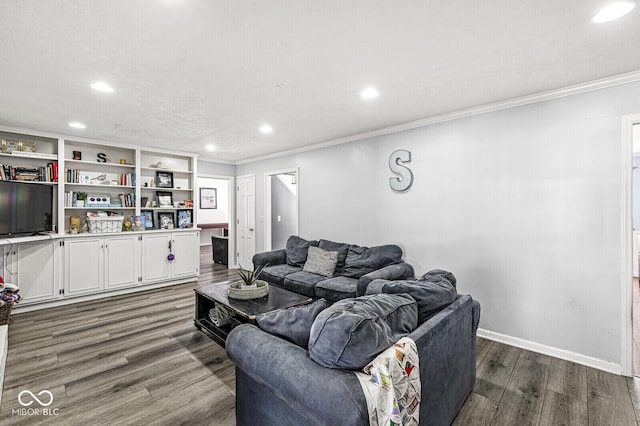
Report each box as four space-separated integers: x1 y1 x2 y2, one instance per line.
0 181 53 237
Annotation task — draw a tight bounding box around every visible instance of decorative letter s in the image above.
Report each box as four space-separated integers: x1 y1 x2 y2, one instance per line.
389 149 413 192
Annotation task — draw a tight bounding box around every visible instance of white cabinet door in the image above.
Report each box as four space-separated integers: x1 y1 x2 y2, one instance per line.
141 233 172 283
12 241 59 304
172 231 199 278
65 238 104 296
105 235 140 289
0 246 10 284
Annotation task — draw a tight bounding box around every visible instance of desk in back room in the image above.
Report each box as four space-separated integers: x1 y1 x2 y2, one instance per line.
200 223 229 266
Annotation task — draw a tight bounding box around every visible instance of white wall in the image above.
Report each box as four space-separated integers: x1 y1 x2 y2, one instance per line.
198 159 236 177
237 80 640 368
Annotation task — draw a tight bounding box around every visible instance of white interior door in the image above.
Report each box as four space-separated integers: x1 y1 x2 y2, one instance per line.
237 175 256 269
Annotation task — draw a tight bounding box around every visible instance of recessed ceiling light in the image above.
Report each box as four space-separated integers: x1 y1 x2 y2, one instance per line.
68 122 86 129
592 1 636 23
90 82 114 93
259 124 273 134
206 144 216 152
361 87 379 100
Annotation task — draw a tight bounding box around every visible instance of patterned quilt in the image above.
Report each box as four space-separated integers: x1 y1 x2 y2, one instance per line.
355 337 420 426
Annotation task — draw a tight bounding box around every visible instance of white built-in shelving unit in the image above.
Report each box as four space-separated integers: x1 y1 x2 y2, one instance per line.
0 128 201 310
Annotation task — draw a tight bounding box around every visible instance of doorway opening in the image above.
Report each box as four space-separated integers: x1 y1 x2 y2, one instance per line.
197 175 234 269
265 168 299 251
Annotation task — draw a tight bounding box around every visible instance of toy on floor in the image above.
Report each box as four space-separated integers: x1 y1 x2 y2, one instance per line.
0 276 21 307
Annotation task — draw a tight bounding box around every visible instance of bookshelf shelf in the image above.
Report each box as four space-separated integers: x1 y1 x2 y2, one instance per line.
65 183 136 189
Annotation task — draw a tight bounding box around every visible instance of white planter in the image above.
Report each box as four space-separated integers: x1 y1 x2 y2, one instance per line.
228 280 269 300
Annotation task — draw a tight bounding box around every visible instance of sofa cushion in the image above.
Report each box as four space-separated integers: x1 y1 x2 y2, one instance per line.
318 239 351 275
283 271 326 297
365 269 458 324
256 298 328 348
286 236 318 267
314 276 357 304
420 269 457 289
303 246 339 277
308 293 418 369
260 264 301 286
343 244 403 278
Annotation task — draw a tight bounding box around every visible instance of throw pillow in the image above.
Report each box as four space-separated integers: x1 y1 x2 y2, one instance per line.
303 246 339 277
365 269 458 323
308 293 418 370
318 239 351 274
256 298 328 348
285 235 318 267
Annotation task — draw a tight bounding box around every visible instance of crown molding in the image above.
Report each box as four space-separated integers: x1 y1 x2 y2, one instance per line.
236 69 640 165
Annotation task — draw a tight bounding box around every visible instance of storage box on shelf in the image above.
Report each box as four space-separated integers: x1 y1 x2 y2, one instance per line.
86 215 125 234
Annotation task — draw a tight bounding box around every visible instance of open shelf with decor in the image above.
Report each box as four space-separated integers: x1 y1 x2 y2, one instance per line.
0 131 59 185
139 150 196 230
62 140 137 234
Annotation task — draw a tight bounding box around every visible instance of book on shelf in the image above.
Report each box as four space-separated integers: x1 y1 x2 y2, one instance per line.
118 193 135 207
65 168 81 183
65 191 78 207
118 172 135 186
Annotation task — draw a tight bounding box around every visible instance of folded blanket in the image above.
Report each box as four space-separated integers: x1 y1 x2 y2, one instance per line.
208 304 231 327
355 337 420 426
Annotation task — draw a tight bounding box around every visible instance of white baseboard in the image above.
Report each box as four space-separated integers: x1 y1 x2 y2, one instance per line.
0 325 7 407
13 277 198 314
477 328 622 375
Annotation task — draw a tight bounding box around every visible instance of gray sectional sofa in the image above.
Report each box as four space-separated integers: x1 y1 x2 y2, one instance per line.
226 270 481 426
252 235 415 302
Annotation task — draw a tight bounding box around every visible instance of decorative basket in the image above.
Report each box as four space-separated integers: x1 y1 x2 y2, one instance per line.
0 301 13 326
87 216 124 233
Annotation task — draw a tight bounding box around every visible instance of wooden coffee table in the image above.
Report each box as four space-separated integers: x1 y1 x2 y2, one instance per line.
194 281 312 346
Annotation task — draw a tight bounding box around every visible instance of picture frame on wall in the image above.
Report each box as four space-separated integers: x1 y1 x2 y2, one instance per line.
200 187 217 209
158 212 175 229
156 171 174 188
156 191 173 207
141 210 154 229
177 209 192 228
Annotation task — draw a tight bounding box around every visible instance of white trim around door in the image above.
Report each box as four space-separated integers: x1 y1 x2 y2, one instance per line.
622 113 640 377
197 173 236 268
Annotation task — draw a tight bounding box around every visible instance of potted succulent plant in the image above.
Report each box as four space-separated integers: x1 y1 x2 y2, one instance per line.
236 264 266 289
228 264 269 300
76 192 87 208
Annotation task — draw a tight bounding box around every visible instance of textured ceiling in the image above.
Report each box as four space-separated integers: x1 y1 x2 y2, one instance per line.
1 0 639 162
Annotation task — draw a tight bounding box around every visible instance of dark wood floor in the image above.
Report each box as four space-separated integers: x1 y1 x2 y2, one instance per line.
1 246 639 425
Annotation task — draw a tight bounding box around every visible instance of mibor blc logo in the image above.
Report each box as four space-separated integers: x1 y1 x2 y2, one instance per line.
12 390 59 417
